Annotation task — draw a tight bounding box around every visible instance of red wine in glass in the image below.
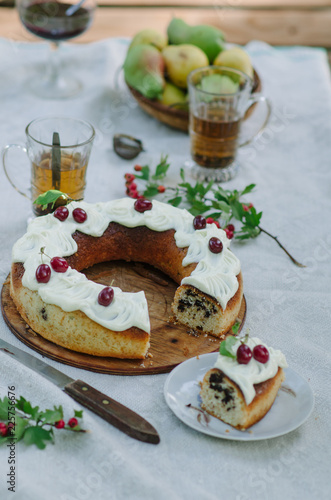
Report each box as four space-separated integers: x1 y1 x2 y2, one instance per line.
16 0 96 98
19 1 92 41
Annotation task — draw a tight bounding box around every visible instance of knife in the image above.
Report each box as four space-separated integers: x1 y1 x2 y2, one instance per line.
0 338 160 445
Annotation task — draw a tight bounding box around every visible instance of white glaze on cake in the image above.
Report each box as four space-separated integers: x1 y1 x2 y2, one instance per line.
12 198 241 333
214 337 288 405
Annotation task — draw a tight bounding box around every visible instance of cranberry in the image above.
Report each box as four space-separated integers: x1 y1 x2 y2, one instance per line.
98 286 114 306
124 173 135 182
129 190 139 199
158 185 166 193
54 206 69 221
36 264 51 283
193 215 206 230
227 224 235 232
73 208 87 223
55 420 65 429
225 228 234 240
134 165 142 171
68 418 78 428
0 422 8 437
134 198 152 213
208 237 223 254
253 345 270 364
243 204 249 212
206 217 220 228
237 344 252 364
50 257 69 273
128 182 137 191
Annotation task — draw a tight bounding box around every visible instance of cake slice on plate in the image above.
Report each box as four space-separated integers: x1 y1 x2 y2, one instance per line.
200 336 288 430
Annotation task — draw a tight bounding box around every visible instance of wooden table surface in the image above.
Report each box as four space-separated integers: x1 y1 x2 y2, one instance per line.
1 1 331 48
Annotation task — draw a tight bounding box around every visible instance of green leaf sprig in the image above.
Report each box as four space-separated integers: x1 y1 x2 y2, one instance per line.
0 396 86 450
126 155 304 267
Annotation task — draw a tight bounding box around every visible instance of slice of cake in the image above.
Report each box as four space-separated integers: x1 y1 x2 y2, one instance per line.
200 336 287 430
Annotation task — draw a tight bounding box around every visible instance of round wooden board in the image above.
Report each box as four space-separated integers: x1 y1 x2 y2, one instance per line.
1 261 246 375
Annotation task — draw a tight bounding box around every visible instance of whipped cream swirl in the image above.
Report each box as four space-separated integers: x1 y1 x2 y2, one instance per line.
12 198 241 333
214 337 288 405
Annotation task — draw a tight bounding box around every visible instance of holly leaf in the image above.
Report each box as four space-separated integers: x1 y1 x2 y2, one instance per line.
152 155 170 180
33 190 66 209
219 336 237 358
167 196 182 207
230 200 245 221
0 397 10 420
16 396 40 421
231 320 241 335
212 200 231 213
143 185 159 198
39 407 63 426
180 168 185 181
240 184 256 196
134 165 150 181
244 207 263 227
74 410 83 419
23 426 54 450
13 416 29 442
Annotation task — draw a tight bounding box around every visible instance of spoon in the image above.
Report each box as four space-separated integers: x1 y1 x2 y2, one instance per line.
65 0 86 17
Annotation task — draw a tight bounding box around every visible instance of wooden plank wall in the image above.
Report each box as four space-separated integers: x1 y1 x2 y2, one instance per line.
0 1 331 46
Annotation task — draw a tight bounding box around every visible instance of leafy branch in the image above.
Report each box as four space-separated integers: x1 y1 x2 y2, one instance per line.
125 155 304 267
0 396 87 450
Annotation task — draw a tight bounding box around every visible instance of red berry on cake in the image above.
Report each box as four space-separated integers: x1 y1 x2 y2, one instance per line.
36 264 51 283
50 257 69 273
227 224 235 232
193 215 206 230
73 208 87 223
208 237 223 254
134 165 142 171
225 228 234 240
158 185 166 193
98 286 114 306
55 420 65 429
68 418 78 428
237 343 252 364
134 198 152 213
206 217 220 228
54 206 69 221
253 345 270 363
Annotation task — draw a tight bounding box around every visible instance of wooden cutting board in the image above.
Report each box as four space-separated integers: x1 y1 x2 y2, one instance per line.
1 261 246 375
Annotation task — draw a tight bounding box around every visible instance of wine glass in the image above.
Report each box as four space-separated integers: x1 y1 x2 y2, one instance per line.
16 0 96 99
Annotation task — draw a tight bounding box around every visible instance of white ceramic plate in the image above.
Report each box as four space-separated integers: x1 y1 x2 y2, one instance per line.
164 353 314 441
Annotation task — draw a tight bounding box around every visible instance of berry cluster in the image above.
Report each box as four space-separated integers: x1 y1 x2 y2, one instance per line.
237 343 269 365
125 169 166 199
193 214 235 240
55 418 78 429
54 206 87 223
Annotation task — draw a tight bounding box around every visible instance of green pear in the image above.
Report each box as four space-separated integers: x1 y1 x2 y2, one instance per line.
124 44 165 99
214 47 254 79
199 74 239 94
158 81 187 106
129 29 168 51
162 44 209 89
167 18 225 63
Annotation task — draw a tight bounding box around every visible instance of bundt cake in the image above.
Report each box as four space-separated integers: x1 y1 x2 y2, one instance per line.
10 197 243 359
200 337 287 430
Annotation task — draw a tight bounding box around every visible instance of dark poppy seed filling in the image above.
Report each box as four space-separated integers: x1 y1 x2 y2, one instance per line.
209 372 234 404
40 307 48 321
177 289 218 318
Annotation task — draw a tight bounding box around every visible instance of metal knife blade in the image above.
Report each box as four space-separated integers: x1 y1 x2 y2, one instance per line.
0 338 160 445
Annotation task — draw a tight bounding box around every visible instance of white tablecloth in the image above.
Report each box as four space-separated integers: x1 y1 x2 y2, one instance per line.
0 37 330 500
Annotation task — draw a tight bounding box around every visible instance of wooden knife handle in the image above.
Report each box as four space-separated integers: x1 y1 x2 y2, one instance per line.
64 379 160 444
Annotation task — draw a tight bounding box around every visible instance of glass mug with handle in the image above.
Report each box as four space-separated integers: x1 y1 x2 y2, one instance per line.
2 116 95 216
187 66 272 182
